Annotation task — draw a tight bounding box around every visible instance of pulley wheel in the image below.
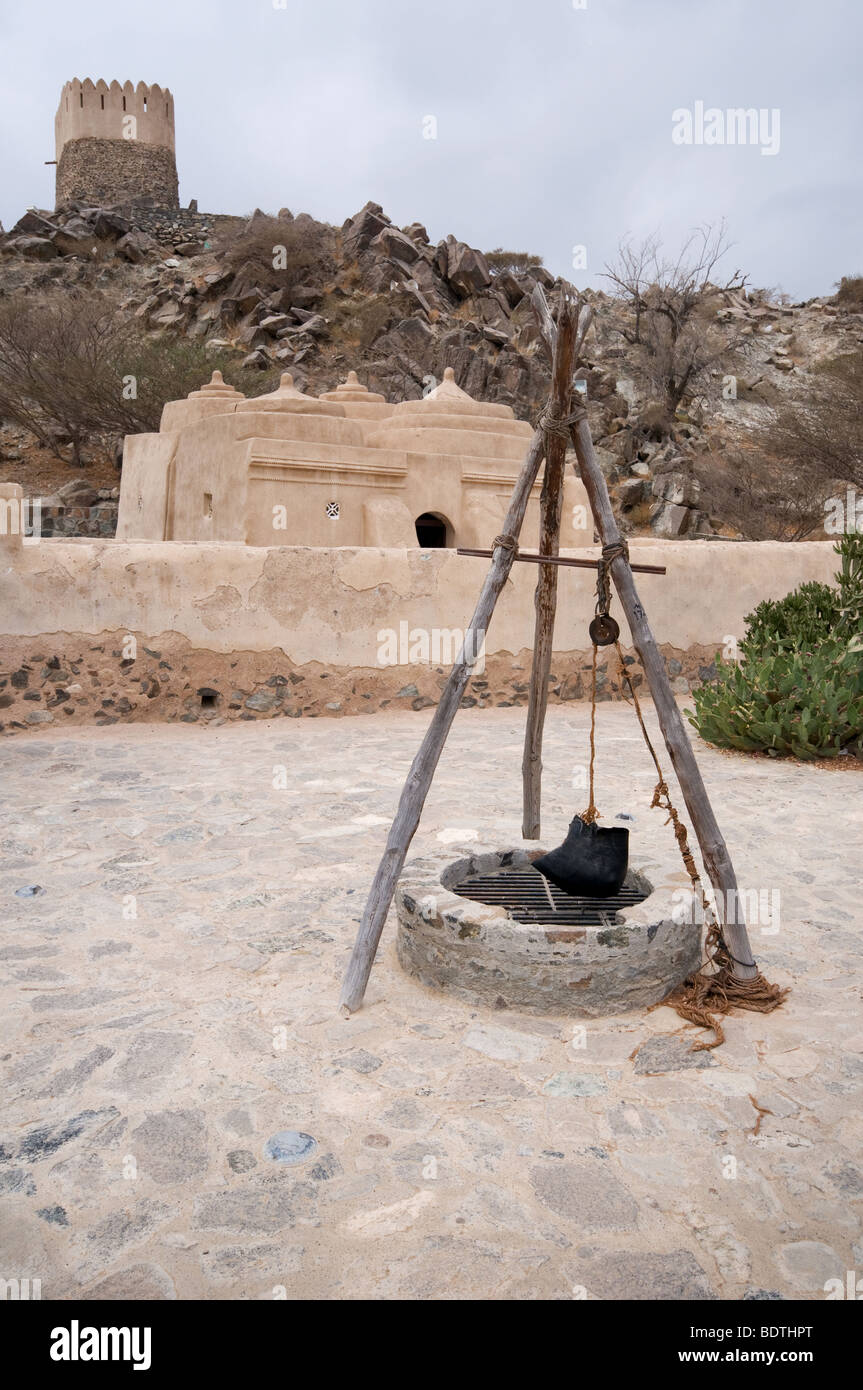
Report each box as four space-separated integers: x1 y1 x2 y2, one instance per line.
589 614 620 647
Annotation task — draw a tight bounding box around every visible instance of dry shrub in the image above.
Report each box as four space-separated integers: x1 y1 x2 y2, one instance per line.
693 444 827 540
762 350 863 493
0 290 273 462
835 275 863 308
218 214 334 295
486 248 544 275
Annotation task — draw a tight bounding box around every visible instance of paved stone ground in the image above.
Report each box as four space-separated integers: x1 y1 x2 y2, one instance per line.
1 705 861 1301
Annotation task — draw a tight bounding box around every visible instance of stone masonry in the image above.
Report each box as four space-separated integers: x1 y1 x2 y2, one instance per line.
56 138 179 211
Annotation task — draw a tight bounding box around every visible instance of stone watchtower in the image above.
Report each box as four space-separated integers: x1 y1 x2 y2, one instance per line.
54 79 179 210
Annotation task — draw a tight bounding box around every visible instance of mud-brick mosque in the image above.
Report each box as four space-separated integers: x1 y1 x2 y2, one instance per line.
117 368 591 549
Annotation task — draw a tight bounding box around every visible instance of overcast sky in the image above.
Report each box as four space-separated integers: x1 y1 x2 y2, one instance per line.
1 0 860 300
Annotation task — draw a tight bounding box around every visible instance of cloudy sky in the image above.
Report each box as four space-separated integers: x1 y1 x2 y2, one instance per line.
1 0 860 299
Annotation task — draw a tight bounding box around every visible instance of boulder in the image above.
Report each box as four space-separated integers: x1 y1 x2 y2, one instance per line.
494 271 526 308
525 264 555 290
290 285 323 309
296 313 328 338
236 318 270 348
617 478 647 509
355 250 397 294
441 236 492 296
370 226 420 263
202 266 234 290
52 218 100 256
482 325 511 346
150 300 185 328
93 210 130 239
375 316 435 360
116 229 158 263
650 501 695 538
233 285 267 315
9 236 58 260
343 201 391 258
242 208 271 236
603 427 636 465
403 222 429 245
258 313 292 335
651 472 701 507
593 446 621 480
242 348 271 369
11 210 57 237
57 479 100 507
217 297 240 325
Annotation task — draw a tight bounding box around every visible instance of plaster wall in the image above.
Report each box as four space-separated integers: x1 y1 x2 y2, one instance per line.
2 538 839 660
55 79 175 154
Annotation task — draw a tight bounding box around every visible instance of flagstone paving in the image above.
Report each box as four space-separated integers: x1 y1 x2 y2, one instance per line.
1 705 861 1301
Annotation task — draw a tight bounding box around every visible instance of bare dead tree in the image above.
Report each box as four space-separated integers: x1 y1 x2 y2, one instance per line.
603 221 748 423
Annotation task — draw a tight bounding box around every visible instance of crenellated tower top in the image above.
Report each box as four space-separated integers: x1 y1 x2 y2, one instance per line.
53 79 178 210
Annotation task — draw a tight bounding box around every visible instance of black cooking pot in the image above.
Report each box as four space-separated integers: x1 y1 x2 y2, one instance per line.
533 815 629 898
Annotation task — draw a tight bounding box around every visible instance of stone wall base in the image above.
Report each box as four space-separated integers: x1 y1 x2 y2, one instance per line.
0 630 720 735
56 137 179 209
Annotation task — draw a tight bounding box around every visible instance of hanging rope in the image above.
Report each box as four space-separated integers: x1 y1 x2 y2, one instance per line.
596 540 629 616
611 639 788 1048
581 643 600 825
578 546 786 1046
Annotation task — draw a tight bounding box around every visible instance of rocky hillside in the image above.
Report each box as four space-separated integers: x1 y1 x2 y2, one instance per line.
2 197 861 540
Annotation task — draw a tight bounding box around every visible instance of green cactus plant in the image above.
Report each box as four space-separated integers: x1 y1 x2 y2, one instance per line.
689 536 863 760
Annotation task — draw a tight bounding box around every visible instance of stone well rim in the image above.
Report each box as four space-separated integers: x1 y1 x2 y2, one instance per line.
395 842 694 938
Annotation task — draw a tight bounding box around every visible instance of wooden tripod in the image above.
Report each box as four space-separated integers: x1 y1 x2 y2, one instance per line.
339 292 759 1016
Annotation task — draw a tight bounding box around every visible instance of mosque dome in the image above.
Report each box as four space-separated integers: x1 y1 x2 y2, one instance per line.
186 370 244 402
365 366 531 457
319 371 387 405
236 372 345 416
159 369 246 432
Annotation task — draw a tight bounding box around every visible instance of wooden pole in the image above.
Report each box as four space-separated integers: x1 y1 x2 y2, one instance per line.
338 305 579 1015
528 285 757 981
568 411 757 979
521 308 576 838
339 444 543 1016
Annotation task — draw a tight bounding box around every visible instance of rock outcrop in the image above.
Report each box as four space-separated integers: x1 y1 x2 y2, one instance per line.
3 193 862 542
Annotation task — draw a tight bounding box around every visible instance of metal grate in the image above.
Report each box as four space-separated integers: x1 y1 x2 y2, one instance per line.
452 866 648 927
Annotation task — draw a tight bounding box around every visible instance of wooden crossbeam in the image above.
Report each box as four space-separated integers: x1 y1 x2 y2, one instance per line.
457 548 667 576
